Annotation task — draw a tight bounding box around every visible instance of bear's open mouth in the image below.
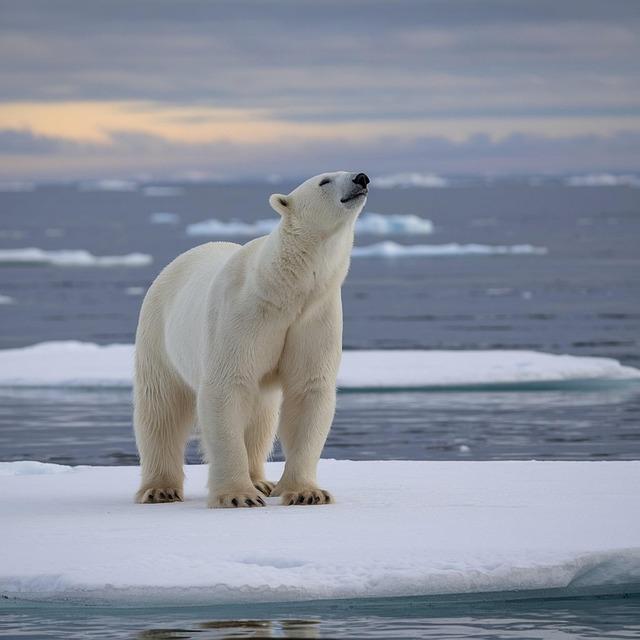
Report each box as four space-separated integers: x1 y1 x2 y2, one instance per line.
340 189 367 204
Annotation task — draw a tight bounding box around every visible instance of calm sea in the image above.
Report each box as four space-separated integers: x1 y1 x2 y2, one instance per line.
1 180 639 464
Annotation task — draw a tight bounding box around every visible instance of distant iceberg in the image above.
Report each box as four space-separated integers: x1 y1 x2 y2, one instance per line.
356 212 434 235
352 241 547 258
149 212 180 224
372 172 449 188
0 341 637 389
0 293 15 304
565 174 640 188
142 186 184 197
186 218 278 236
187 212 434 237
0 248 152 267
78 179 138 192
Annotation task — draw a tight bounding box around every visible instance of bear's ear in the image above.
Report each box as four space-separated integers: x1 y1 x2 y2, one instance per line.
269 193 290 216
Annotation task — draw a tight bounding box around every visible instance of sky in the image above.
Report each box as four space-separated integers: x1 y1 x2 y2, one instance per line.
1 0 639 181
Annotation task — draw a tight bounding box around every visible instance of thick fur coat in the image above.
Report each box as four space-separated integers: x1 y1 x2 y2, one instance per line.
134 171 369 507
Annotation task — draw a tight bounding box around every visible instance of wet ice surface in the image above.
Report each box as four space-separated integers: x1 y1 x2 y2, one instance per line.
1 386 639 466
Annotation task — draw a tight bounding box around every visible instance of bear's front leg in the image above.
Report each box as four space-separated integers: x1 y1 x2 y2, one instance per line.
198 382 267 508
271 385 336 505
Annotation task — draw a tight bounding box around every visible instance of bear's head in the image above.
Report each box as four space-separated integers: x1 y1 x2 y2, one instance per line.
269 171 369 233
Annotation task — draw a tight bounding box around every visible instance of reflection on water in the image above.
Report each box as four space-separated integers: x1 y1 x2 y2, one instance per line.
0 386 639 466
1 595 639 639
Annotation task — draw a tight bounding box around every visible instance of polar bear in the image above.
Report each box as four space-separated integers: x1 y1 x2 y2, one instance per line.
133 171 369 507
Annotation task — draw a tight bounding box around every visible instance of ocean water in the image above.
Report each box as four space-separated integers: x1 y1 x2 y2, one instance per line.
0 181 639 464
2 594 639 639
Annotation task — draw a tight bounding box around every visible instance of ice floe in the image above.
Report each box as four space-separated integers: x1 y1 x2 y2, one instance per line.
565 174 640 188
351 242 547 258
186 212 434 237
78 179 138 192
0 294 15 304
186 218 278 237
149 212 180 224
0 341 637 390
0 248 152 268
1 459 638 604
142 186 185 197
372 172 449 188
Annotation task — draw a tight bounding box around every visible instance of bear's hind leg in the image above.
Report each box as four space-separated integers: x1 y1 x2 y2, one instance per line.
245 386 281 496
134 355 195 503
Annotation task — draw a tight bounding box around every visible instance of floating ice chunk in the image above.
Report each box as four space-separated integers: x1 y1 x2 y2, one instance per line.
187 213 434 237
351 241 547 258
0 342 637 389
0 293 15 304
565 174 640 188
0 248 152 267
149 212 180 224
356 212 434 235
372 173 449 188
186 218 278 236
142 186 184 197
78 179 138 192
1 460 639 604
124 286 146 296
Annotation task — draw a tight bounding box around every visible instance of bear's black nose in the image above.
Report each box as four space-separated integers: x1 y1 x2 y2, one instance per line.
353 173 370 189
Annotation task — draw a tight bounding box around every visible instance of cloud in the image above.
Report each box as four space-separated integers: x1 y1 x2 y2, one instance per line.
0 0 639 177
1 127 639 180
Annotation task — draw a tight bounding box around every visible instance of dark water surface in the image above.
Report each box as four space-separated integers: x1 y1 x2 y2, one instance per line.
2 594 639 639
1 386 640 465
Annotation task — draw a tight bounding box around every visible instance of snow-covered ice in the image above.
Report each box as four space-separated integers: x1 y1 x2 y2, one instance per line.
351 242 547 258
0 342 638 389
0 248 152 268
1 460 638 604
186 212 434 237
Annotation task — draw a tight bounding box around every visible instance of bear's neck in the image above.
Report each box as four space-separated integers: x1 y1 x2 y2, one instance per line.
257 217 354 309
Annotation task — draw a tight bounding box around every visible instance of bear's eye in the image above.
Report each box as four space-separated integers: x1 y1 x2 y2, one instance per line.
319 178 331 186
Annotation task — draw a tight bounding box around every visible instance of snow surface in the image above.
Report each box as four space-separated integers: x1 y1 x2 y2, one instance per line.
186 212 434 237
0 341 638 390
371 172 449 188
0 248 152 267
1 460 639 604
351 242 547 258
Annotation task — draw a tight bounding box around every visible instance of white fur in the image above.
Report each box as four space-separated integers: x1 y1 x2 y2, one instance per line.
134 171 368 507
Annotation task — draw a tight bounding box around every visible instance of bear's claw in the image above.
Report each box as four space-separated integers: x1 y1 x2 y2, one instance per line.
282 488 332 506
138 487 183 503
211 489 267 508
252 479 276 496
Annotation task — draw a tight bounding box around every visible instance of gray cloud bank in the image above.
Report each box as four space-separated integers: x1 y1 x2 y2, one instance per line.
1 0 639 178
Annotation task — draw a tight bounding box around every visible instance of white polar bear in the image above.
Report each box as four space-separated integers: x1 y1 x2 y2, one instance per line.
134 171 369 507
